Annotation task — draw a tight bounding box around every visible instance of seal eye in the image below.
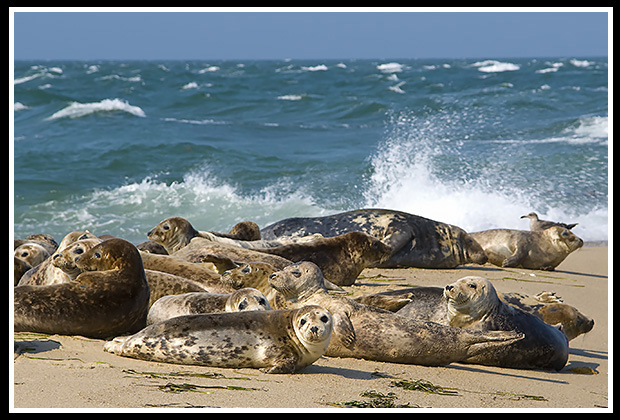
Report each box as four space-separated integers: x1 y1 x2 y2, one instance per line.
94 252 102 259
256 297 266 306
163 224 169 230
21 251 29 257
241 265 251 274
238 300 248 310
299 318 306 326
468 284 477 289
320 315 329 323
75 248 84 254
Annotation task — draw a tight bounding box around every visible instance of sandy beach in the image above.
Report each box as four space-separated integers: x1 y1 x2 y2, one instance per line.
11 244 610 411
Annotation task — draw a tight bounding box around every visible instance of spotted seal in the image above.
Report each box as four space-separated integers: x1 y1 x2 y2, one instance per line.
470 226 583 270
146 288 272 325
268 262 523 366
103 305 333 374
260 208 488 268
147 217 262 254
220 261 345 310
441 276 569 370
521 212 578 231
14 238 150 339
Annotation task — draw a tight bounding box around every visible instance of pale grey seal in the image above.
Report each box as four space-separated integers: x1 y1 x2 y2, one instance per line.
103 305 333 374
146 287 272 325
470 226 583 270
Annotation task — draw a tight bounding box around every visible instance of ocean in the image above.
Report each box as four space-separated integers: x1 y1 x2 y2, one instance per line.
12 57 609 245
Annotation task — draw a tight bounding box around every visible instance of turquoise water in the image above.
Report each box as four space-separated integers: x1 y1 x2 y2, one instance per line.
13 58 608 244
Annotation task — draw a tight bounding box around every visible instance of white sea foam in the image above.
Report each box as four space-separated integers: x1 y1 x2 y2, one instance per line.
377 62 406 73
361 112 608 242
570 59 593 68
473 60 520 73
198 65 220 73
277 94 304 101
301 64 328 72
14 102 29 111
46 98 146 120
181 82 199 90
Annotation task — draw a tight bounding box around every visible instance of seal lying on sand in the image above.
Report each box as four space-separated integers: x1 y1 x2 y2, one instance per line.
521 212 578 231
104 305 333 374
256 232 392 286
361 286 593 341
268 262 523 366
441 277 569 370
470 226 583 270
14 238 150 339
260 209 488 268
146 288 272 325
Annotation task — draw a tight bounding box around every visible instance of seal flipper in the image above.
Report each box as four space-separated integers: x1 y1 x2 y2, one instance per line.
332 312 356 348
502 246 527 268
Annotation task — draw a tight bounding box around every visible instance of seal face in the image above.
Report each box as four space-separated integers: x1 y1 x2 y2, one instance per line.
268 262 523 367
443 277 569 370
260 209 487 268
471 227 583 270
14 238 150 339
146 288 272 325
104 305 333 374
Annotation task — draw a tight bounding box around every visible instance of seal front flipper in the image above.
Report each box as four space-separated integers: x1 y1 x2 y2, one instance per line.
502 246 527 268
333 312 356 347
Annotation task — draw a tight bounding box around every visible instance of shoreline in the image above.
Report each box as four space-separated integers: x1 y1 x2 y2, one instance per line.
12 244 610 411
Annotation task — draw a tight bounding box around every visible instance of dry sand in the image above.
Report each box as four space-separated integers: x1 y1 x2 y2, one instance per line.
11 244 610 411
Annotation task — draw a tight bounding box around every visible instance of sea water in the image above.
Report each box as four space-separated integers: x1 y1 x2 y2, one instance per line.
12 58 609 244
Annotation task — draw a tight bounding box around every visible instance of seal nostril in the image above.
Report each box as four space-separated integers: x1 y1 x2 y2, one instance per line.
53 253 61 260
445 285 453 291
269 273 277 280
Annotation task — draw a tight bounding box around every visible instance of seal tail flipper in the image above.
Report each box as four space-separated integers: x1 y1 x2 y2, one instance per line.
463 330 525 359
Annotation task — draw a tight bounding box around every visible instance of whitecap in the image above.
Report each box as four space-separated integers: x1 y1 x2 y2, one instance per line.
181 82 199 90
277 94 304 101
46 98 146 120
198 65 220 73
377 62 405 73
569 59 593 68
388 82 406 94
301 64 328 72
14 102 29 111
473 60 520 73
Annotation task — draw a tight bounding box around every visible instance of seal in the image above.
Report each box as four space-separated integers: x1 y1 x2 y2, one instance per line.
256 231 392 286
14 238 150 339
103 305 333 374
14 233 58 255
146 288 272 325
500 291 594 341
441 276 569 370
470 226 583 270
147 217 262 254
14 258 31 286
143 270 211 308
14 242 51 270
220 261 346 309
366 286 593 341
139 251 234 294
260 208 488 269
521 212 578 231
18 238 103 286
268 262 523 366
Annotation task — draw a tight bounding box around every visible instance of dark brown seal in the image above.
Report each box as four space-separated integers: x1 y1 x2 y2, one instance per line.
256 231 392 286
260 208 488 268
14 238 150 339
470 226 583 270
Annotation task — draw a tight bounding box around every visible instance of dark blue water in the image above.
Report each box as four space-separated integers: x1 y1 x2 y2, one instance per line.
13 58 608 244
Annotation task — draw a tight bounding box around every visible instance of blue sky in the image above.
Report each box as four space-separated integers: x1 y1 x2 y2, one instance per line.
11 9 610 60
